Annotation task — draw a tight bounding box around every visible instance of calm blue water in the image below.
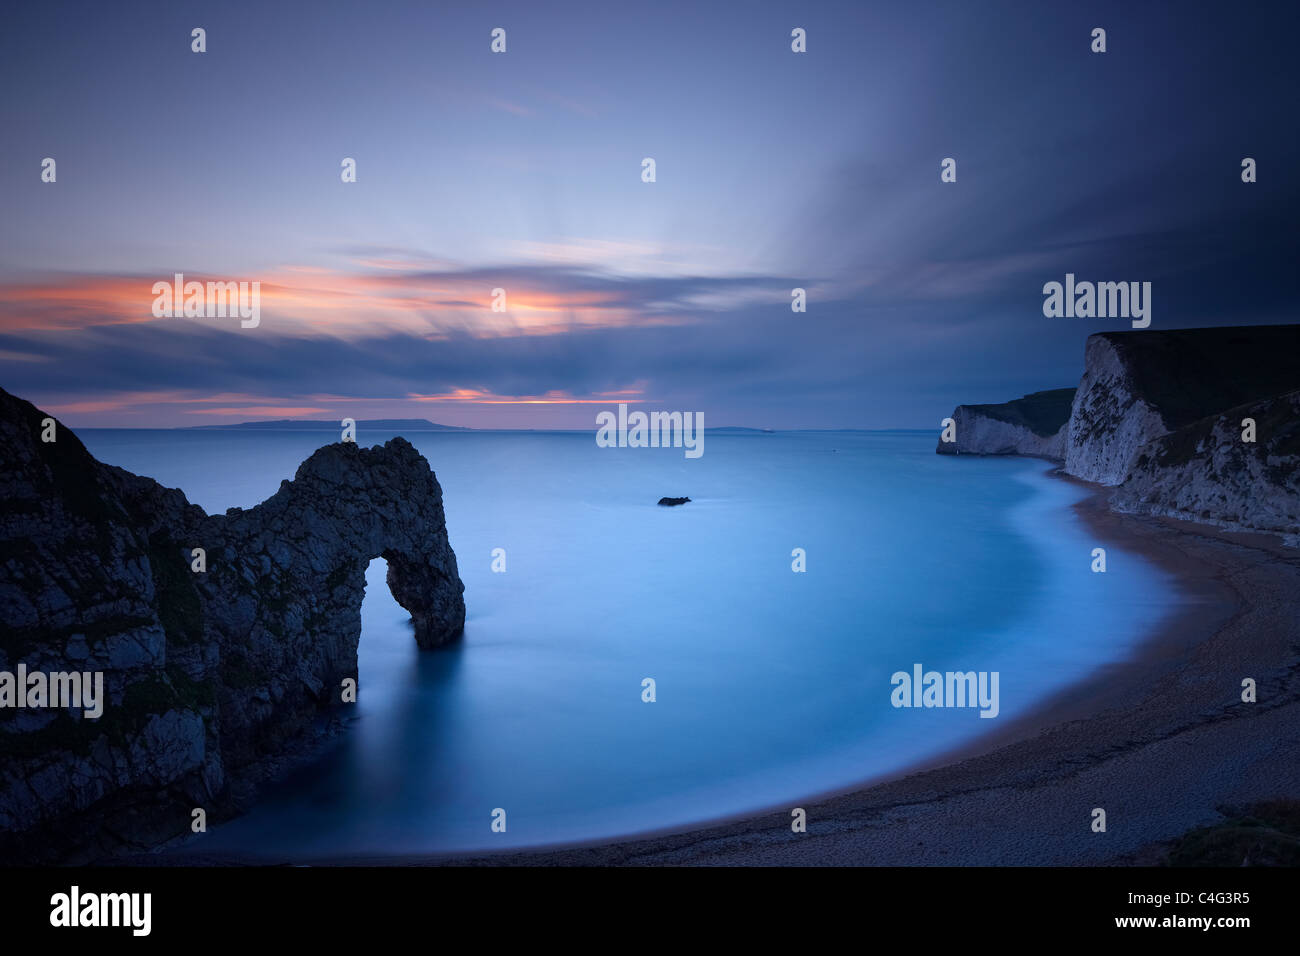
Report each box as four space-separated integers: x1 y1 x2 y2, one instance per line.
79 429 1176 859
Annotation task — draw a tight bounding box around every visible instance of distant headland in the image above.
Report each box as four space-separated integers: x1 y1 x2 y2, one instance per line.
185 418 473 431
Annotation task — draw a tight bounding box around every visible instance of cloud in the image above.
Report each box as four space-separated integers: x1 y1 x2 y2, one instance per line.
0 262 798 340
0 282 890 426
184 405 332 417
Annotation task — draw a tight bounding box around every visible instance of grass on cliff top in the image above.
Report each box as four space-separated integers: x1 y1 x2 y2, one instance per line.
1099 325 1300 431
1137 388 1300 470
962 388 1076 437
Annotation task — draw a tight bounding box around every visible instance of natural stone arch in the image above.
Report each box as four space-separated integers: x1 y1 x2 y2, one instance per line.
200 438 466 747
0 386 466 858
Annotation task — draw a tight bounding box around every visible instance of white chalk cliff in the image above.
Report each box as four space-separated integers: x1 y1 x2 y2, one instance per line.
940 325 1300 543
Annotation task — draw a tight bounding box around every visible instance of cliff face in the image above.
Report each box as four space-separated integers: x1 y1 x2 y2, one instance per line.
1066 326 1300 485
1112 389 1300 546
936 388 1075 459
939 325 1300 542
1063 334 1169 483
0 387 465 861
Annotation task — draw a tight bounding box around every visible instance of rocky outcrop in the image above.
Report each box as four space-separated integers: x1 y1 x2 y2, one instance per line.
657 497 691 507
1065 326 1300 485
936 389 1075 460
0 386 465 861
1063 335 1169 483
939 325 1300 543
1112 390 1300 546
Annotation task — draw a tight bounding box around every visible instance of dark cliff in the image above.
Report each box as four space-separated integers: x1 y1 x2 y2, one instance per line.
0 387 465 861
937 325 1300 543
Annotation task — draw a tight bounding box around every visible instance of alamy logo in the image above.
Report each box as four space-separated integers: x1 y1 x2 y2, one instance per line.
596 403 703 459
152 272 261 328
0 664 103 719
50 886 151 936
890 663 1000 718
1042 273 1150 328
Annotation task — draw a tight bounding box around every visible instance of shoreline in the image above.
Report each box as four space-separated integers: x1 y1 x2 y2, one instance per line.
143 474 1300 866
349 476 1300 866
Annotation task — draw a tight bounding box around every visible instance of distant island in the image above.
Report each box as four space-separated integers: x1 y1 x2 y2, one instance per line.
186 418 473 431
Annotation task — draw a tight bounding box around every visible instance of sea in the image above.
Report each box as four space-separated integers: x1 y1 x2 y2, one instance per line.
77 428 1177 860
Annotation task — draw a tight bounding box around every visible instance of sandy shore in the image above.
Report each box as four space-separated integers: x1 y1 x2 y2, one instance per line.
388 478 1300 866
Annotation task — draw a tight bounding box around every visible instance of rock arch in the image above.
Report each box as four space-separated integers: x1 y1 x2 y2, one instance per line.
0 387 465 859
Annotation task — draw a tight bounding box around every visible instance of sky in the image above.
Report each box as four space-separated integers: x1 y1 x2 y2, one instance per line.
0 0 1296 428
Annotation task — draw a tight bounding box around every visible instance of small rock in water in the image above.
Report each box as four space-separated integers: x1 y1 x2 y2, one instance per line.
657 496 691 507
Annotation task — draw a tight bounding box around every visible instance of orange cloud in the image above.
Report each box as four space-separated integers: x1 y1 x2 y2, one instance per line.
39 390 338 416
0 276 161 331
42 390 198 414
408 386 647 405
0 266 692 339
32 387 654 428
